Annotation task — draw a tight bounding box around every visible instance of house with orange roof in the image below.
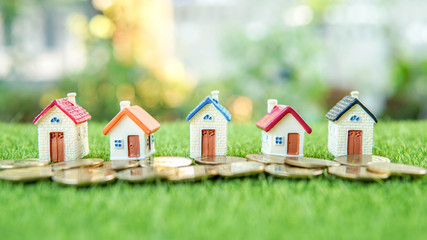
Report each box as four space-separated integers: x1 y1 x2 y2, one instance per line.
103 101 161 160
256 99 312 157
33 93 91 162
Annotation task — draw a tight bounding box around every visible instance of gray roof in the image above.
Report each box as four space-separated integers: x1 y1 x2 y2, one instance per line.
325 96 377 123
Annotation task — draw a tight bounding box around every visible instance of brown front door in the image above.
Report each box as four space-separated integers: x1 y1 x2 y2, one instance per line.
201 129 215 157
148 135 151 151
50 132 64 162
128 135 140 158
287 133 300 155
348 130 363 155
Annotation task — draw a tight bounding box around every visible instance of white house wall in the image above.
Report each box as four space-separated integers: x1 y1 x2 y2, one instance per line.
36 106 89 161
328 104 375 157
261 114 306 157
108 115 155 160
189 104 228 158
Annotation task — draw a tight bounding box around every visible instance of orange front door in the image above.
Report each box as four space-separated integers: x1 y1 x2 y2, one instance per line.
348 130 363 155
50 132 64 162
201 129 215 157
287 133 300 155
148 135 151 151
128 135 140 158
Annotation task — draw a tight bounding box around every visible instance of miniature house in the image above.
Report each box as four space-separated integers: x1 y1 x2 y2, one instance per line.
256 99 312 157
33 93 91 162
325 91 377 157
186 91 231 158
103 101 160 160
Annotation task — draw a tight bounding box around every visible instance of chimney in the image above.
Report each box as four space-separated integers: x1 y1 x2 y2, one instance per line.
67 93 76 104
211 90 220 102
351 91 359 99
120 101 131 110
267 99 278 113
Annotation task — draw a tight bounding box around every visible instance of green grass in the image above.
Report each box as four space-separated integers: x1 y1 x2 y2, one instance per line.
0 120 427 240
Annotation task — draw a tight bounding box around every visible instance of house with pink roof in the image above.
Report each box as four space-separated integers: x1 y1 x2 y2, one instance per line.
33 93 91 162
256 99 312 157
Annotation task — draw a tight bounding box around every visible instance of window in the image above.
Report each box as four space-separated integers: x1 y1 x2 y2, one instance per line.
275 136 283 145
114 139 123 149
152 135 155 143
203 114 213 120
50 117 60 123
350 115 360 122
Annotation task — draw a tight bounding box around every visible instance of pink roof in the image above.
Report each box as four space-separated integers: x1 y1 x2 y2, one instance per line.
256 105 312 133
33 98 91 125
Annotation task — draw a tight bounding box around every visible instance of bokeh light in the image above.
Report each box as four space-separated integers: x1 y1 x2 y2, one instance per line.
92 0 114 11
89 15 115 39
229 96 254 122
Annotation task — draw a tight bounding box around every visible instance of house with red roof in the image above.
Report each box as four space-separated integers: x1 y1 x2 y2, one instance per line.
103 101 160 160
33 93 91 162
256 99 312 157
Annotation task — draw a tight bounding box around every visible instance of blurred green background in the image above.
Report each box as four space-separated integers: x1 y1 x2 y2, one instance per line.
0 0 426 123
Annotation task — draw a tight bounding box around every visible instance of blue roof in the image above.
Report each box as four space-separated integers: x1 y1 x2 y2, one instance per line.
186 96 231 122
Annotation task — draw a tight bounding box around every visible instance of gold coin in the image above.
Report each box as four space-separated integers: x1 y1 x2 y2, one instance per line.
117 167 176 182
52 168 116 186
140 156 192 168
265 164 323 178
367 162 427 176
103 160 139 171
246 154 285 164
334 155 390 167
0 159 49 169
167 165 218 182
285 157 340 168
51 158 104 171
0 166 53 182
328 166 389 181
218 161 264 177
194 155 246 165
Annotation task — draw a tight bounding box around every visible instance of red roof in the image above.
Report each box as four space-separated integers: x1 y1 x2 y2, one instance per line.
33 98 91 125
256 105 312 133
103 105 160 135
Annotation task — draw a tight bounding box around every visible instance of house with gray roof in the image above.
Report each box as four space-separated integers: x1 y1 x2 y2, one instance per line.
326 91 377 157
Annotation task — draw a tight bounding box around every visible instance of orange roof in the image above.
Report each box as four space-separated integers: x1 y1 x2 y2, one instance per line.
103 106 160 135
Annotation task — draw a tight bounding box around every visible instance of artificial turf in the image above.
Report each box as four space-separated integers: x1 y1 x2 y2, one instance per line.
0 120 426 240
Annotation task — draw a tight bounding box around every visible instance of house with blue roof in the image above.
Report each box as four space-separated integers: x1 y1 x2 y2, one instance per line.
186 90 231 158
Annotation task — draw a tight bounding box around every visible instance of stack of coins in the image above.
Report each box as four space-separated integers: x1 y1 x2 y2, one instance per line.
246 154 285 164
51 158 104 171
0 166 53 182
117 167 176 183
0 159 49 169
52 168 116 186
328 155 392 181
328 155 426 181
265 164 323 179
194 156 246 165
246 154 332 179
140 156 192 168
167 165 218 181
367 162 426 177
0 153 424 185
0 159 51 183
217 161 265 178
